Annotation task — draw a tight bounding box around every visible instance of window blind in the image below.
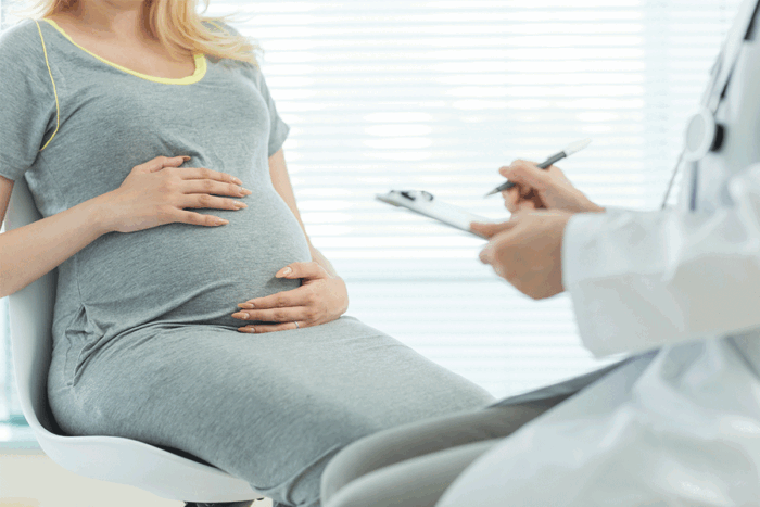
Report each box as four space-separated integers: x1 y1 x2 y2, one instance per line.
200 0 741 396
0 0 743 425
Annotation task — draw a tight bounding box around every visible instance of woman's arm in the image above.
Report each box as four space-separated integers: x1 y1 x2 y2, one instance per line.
268 149 340 277
230 149 349 332
0 157 248 299
0 175 110 298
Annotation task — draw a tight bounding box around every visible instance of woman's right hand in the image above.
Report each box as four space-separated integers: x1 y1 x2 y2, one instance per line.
499 160 604 215
98 155 251 233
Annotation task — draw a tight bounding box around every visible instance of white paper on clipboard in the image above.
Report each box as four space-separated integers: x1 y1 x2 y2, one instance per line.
376 190 496 237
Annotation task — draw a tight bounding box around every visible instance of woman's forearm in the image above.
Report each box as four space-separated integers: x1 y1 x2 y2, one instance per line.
0 194 110 298
309 245 340 279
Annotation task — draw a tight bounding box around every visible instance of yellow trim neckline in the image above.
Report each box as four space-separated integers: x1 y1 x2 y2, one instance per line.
41 18 207 86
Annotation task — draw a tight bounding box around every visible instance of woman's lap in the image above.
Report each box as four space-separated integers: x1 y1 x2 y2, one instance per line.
48 317 494 506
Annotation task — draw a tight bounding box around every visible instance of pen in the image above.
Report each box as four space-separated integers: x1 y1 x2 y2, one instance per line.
484 138 592 197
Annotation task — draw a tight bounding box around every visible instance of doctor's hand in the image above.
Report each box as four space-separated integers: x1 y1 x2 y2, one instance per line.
499 160 605 215
232 262 349 332
471 210 572 300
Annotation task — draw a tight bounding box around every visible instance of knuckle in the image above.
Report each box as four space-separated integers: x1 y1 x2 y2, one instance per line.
160 178 177 192
156 205 174 220
305 308 318 320
201 167 213 179
198 193 212 206
202 179 215 191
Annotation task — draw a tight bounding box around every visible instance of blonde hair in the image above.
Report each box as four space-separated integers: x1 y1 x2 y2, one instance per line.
15 0 259 65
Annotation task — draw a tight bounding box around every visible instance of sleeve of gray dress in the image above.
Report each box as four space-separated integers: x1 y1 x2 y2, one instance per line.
254 68 291 157
0 21 59 181
210 21 291 157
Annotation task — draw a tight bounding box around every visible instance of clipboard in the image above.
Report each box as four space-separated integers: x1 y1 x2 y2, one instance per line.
376 190 494 237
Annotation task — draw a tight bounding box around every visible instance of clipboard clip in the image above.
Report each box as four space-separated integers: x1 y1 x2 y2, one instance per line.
399 190 434 202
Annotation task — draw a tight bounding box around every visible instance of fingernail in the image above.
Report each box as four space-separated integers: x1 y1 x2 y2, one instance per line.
234 201 248 208
181 156 191 161
238 303 254 309
216 218 229 226
233 177 243 185
280 267 292 277
237 313 249 320
242 188 253 195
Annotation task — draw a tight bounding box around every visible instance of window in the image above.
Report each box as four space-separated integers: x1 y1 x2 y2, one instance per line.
0 0 743 427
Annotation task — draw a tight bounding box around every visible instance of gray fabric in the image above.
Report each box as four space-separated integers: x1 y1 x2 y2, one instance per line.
48 318 492 506
489 353 636 407
326 440 501 507
321 351 662 507
321 403 565 507
1 19 495 506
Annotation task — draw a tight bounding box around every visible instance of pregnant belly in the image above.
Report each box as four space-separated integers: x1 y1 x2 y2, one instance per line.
76 191 312 330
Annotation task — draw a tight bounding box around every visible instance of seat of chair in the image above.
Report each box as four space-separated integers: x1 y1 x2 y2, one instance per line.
32 421 259 502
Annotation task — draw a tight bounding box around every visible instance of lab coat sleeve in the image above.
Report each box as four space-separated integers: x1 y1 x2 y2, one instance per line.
562 165 760 357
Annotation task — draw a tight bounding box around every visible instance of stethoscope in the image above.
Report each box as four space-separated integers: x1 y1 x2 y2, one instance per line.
660 0 760 210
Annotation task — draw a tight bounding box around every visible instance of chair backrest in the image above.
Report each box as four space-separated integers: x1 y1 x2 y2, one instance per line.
4 177 258 503
5 176 57 436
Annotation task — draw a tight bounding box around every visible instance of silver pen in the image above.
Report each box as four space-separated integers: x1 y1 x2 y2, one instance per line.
485 138 592 197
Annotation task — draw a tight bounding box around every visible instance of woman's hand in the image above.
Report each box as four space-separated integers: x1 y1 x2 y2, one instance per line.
232 262 349 332
97 155 252 233
499 160 605 215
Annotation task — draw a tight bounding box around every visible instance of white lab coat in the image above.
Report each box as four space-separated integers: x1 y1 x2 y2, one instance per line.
437 3 760 506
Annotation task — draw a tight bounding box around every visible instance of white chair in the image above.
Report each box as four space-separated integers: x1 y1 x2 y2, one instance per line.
4 176 267 507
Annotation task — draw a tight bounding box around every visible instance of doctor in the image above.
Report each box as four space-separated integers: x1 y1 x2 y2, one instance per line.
320 0 760 505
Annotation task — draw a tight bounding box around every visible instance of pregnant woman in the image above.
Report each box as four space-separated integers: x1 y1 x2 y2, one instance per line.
0 1 494 505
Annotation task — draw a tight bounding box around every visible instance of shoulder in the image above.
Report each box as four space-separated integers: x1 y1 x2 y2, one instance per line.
201 20 261 77
0 19 53 87
0 18 47 60
202 20 243 37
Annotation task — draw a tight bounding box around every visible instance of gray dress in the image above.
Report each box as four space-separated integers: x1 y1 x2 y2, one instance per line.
0 19 494 506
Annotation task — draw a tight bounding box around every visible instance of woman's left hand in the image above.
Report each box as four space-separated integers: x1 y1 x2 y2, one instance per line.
232 262 349 332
